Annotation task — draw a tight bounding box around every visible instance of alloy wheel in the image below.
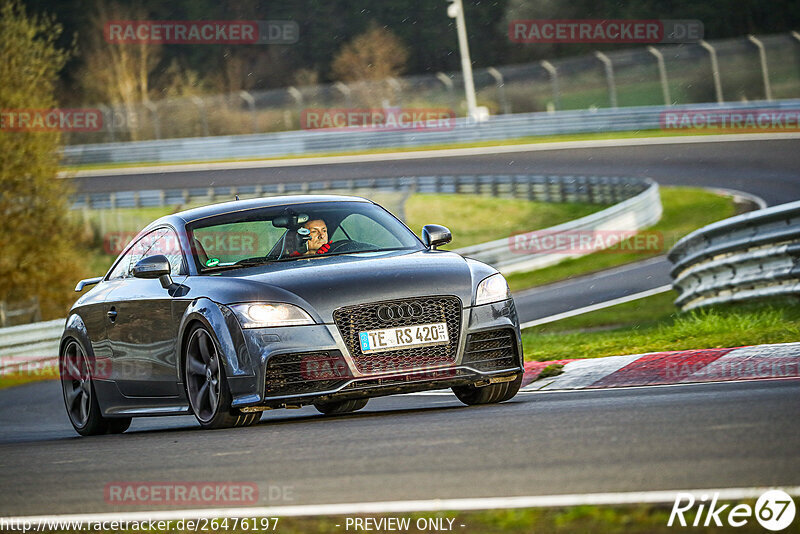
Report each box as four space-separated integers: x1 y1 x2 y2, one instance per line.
185 327 222 422
61 340 92 427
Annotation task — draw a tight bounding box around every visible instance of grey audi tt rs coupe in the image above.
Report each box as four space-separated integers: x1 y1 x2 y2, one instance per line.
60 195 524 435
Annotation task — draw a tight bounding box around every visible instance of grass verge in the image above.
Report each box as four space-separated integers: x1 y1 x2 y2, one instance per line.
405 194 603 249
36 500 794 533
0 365 58 390
522 294 800 362
507 186 738 292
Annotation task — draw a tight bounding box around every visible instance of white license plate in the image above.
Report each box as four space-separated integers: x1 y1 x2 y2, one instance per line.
359 322 449 354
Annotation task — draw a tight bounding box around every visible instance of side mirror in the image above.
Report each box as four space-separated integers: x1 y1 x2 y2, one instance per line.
133 255 173 289
422 224 452 249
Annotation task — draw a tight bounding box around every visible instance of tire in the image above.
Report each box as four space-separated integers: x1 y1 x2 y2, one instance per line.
60 338 133 436
314 398 369 415
452 373 523 406
184 323 261 429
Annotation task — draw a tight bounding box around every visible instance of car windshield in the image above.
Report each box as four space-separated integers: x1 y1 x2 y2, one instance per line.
186 201 423 272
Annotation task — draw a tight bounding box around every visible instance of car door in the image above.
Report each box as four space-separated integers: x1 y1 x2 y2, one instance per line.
106 227 187 397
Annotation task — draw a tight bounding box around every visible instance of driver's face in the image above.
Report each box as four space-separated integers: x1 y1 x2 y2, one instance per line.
304 219 327 253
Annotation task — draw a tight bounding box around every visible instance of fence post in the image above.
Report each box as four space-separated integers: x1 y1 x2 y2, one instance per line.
540 61 561 110
239 90 258 133
287 86 304 125
97 104 114 143
699 40 724 104
487 67 510 114
436 72 457 113
143 99 161 139
333 82 352 108
191 96 210 136
594 51 618 108
647 46 672 106
747 35 773 101
387 78 402 105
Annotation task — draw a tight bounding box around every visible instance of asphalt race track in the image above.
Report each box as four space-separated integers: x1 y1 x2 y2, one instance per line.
1 379 799 516
513 256 672 324
2 137 799 517
73 138 800 206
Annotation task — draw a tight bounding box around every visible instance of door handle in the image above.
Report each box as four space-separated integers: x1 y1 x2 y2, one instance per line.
107 307 117 322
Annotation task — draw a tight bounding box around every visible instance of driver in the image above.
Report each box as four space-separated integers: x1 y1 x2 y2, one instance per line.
291 218 332 256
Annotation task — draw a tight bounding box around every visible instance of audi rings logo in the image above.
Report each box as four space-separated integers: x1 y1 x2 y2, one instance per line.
377 303 423 322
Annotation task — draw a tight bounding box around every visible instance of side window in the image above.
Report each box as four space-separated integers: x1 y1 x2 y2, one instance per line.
335 213 403 248
148 227 184 275
107 228 184 280
107 231 158 280
107 249 134 280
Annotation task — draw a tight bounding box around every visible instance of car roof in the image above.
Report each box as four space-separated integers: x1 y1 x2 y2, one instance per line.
149 194 375 228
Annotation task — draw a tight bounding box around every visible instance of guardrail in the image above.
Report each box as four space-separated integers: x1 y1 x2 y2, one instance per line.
668 200 800 310
0 319 63 374
62 100 800 166
73 173 649 209
457 179 661 274
0 297 41 327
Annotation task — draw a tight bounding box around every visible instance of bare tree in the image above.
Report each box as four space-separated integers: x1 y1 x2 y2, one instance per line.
81 1 160 140
331 24 409 107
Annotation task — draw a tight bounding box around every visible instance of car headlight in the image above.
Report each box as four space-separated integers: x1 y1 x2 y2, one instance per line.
229 303 314 328
474 273 510 306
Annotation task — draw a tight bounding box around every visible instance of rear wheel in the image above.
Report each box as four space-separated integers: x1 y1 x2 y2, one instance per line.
184 324 260 429
314 398 369 415
60 339 132 436
452 374 523 406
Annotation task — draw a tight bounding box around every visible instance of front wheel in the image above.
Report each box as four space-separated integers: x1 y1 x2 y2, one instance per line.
452 374 523 406
60 338 132 436
184 324 260 429
314 398 369 415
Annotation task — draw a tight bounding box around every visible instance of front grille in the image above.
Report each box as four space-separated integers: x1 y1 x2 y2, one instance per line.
333 295 462 374
264 351 350 397
461 329 519 372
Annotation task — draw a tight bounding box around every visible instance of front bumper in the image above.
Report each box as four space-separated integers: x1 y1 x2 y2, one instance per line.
228 298 523 409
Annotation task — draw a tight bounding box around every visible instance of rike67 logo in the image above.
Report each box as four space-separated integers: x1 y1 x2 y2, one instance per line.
668 490 796 530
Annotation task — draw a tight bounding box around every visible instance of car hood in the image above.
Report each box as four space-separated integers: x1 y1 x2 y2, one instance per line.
203 249 486 321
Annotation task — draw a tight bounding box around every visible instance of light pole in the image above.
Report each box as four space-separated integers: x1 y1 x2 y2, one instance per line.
447 0 480 121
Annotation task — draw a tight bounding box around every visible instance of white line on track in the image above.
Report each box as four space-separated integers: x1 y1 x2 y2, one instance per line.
63 132 800 178
6 487 800 524
519 284 673 329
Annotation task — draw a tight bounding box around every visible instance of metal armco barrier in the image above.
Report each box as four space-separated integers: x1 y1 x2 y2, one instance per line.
0 319 64 373
456 179 661 274
668 200 800 310
61 100 800 166
73 173 650 209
